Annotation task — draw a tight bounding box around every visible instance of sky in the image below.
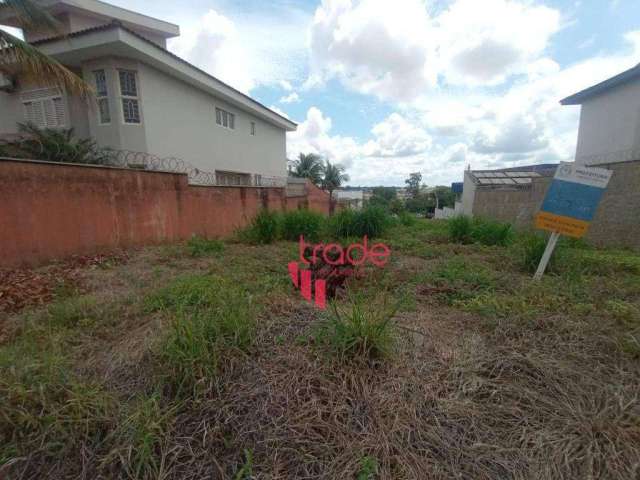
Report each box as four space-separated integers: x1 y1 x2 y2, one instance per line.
8 0 640 186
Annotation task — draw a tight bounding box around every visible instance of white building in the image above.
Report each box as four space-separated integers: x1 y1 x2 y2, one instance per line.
335 189 364 209
561 63 640 166
0 0 296 186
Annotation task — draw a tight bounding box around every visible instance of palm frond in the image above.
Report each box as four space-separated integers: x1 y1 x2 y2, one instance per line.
0 29 93 99
0 0 62 32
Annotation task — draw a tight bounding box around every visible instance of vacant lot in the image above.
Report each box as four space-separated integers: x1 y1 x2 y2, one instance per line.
1 219 639 479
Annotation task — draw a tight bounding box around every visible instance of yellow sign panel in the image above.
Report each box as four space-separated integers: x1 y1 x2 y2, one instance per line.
535 211 590 238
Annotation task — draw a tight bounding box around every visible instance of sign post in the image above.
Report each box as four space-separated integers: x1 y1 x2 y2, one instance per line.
533 162 612 279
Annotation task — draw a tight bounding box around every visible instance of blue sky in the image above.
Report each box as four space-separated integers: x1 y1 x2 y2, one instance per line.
18 0 640 186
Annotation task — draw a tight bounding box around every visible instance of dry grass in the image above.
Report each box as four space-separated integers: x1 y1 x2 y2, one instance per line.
1 222 639 479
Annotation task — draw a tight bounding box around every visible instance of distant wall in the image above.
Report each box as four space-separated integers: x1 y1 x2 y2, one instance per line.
470 160 640 249
0 159 330 267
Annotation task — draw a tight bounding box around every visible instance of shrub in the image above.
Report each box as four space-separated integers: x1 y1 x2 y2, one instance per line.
317 294 397 360
281 209 324 241
0 122 114 164
448 215 473 243
186 235 224 257
471 218 513 246
241 209 281 244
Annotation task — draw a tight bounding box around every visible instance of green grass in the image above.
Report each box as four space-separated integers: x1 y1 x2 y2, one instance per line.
239 209 281 244
416 257 499 304
281 209 324 241
327 205 392 239
0 333 115 465
148 274 256 395
187 235 224 257
316 293 397 361
448 215 513 246
105 393 177 478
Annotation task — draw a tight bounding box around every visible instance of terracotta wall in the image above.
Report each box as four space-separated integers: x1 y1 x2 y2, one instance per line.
0 159 330 267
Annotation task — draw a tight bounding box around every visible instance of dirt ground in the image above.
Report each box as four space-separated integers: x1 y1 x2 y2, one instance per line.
1 221 639 479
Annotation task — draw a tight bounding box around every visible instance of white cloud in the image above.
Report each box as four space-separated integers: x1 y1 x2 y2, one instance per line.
279 92 300 104
308 0 436 101
269 105 291 120
307 0 561 100
362 113 431 157
169 6 309 93
287 107 360 167
435 0 561 86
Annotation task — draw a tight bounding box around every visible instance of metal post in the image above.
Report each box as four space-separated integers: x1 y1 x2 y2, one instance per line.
533 231 560 280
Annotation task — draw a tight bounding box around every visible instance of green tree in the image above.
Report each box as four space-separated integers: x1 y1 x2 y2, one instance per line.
368 186 397 210
321 160 350 208
433 186 456 209
405 172 422 198
0 0 92 98
288 153 324 185
371 186 397 202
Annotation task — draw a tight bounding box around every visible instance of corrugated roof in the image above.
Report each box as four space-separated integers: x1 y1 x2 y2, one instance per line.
469 163 557 186
560 63 640 105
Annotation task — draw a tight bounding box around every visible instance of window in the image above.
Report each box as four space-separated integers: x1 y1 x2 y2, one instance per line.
250 121 255 135
21 87 66 128
215 107 235 130
93 70 110 124
216 171 251 186
118 69 141 124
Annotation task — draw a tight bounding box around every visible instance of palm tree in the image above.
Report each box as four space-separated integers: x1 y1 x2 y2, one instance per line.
321 160 350 212
0 0 92 98
289 153 324 185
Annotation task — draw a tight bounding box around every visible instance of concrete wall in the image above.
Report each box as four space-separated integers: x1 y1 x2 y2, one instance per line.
0 159 330 267
461 170 477 216
470 160 640 249
575 80 640 164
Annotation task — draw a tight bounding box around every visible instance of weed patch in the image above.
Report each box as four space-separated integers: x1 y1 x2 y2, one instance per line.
316 293 397 361
187 235 224 257
281 209 324 241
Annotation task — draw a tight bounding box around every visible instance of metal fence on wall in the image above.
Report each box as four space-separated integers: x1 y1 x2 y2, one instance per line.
107 150 287 187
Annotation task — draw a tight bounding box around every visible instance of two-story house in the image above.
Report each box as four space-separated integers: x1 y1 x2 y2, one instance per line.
561 63 640 166
0 0 297 186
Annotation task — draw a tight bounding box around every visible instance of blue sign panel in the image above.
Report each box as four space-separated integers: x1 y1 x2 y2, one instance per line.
540 179 605 222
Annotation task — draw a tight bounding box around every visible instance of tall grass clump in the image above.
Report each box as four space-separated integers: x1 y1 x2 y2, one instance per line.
448 215 473 243
148 275 256 394
241 209 281 244
281 209 324 241
317 293 397 361
326 208 358 238
520 232 559 274
398 211 417 226
327 206 391 239
448 215 513 246
187 235 224 257
471 217 513 246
